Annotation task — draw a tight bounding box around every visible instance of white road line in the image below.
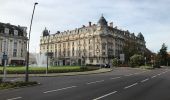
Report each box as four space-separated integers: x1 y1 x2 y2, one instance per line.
151 75 157 78
43 86 77 94
110 77 121 80
124 83 138 89
86 80 104 85
134 72 140 75
125 74 133 76
93 91 117 100
7 97 22 100
157 73 161 76
141 78 149 83
162 71 166 74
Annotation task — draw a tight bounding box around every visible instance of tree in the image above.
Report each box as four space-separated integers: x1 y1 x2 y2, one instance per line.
130 54 144 67
158 43 168 66
123 41 142 63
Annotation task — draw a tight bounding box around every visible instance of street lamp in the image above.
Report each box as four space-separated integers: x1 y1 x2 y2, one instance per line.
25 2 38 82
46 33 50 74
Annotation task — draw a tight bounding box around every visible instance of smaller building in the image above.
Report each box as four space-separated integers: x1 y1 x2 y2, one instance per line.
0 22 27 66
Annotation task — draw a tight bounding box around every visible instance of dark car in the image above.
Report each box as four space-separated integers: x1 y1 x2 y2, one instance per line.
104 64 110 68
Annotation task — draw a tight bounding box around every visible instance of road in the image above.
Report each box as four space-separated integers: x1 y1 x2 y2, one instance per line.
0 67 170 100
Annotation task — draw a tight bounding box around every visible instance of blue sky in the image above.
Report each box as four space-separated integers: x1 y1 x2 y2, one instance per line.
0 0 170 53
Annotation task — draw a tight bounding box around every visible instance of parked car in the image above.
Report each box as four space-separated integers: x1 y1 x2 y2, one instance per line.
104 64 110 68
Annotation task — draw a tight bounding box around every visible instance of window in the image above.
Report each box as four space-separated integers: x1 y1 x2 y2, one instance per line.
67 51 70 57
90 59 93 63
102 43 106 50
72 52 74 56
102 52 105 55
14 41 17 49
97 59 99 63
13 49 17 57
4 28 9 34
14 30 18 35
21 49 23 57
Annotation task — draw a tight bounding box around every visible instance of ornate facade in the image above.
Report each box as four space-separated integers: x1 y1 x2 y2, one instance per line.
0 22 27 65
40 16 146 66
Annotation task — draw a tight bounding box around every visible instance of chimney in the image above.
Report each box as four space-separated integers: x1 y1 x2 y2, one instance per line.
82 25 85 27
89 22 92 27
110 22 113 28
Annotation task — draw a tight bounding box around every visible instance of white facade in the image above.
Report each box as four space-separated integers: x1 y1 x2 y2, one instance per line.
40 16 146 66
0 23 27 65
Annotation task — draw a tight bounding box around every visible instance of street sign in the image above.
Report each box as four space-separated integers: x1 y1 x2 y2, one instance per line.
3 54 8 60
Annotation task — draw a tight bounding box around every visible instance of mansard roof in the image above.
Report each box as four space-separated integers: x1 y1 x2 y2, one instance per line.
0 22 26 36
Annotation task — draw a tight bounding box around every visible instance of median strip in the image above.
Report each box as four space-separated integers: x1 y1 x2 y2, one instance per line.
7 97 22 100
93 91 117 100
124 83 138 89
43 86 77 93
86 80 104 85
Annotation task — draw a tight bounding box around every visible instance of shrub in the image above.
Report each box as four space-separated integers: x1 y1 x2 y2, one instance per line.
130 54 145 67
112 58 119 67
0 81 38 90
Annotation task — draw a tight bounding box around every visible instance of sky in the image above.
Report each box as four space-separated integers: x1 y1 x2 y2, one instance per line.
0 0 170 53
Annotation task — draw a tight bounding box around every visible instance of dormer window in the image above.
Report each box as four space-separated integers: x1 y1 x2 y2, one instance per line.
4 28 9 34
14 30 18 36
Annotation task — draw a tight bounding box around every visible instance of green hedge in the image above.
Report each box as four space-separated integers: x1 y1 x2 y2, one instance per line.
0 66 96 74
0 81 38 90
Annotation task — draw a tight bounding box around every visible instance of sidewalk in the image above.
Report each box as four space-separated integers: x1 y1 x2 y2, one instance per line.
0 68 112 78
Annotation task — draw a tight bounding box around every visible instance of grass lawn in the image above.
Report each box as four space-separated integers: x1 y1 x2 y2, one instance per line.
0 66 97 74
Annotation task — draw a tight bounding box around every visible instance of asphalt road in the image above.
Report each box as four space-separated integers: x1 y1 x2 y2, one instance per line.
0 67 170 100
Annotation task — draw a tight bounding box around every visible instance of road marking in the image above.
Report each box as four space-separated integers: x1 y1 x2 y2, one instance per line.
7 97 22 100
125 74 133 76
124 83 138 89
157 73 161 76
93 91 117 100
43 86 77 93
86 80 104 85
151 75 157 78
110 77 121 80
141 78 149 83
134 72 140 75
162 71 166 74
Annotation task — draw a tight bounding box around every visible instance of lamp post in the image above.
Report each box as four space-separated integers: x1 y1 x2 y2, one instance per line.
46 34 50 74
25 2 38 82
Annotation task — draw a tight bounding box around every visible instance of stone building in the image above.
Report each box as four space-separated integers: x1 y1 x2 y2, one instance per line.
40 15 146 66
0 22 27 65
